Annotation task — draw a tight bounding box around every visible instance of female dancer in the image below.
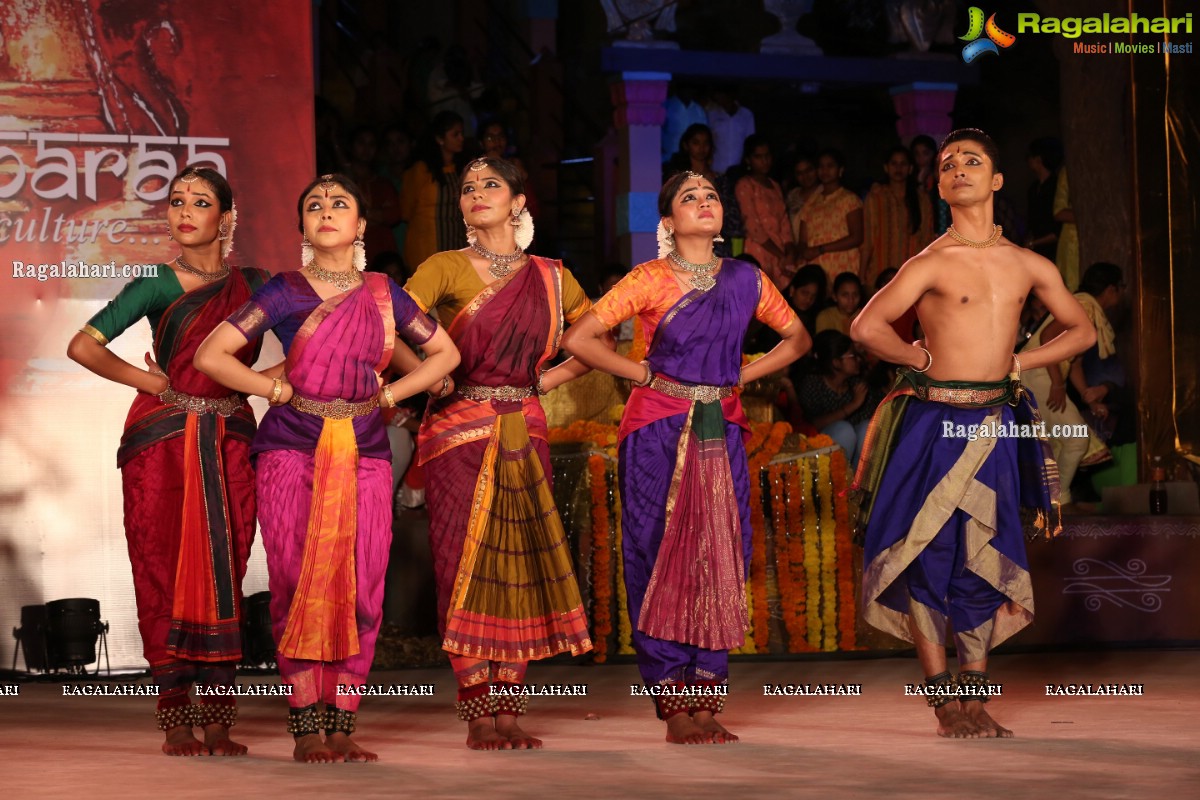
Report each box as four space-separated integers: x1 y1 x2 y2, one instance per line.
67 165 267 757
563 172 809 744
195 174 459 763
402 157 594 751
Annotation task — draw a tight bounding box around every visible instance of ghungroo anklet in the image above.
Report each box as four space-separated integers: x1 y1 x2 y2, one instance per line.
655 692 692 721
493 691 529 717
286 704 322 738
193 703 237 728
957 670 992 703
924 671 958 709
456 694 496 722
324 707 357 735
155 704 193 731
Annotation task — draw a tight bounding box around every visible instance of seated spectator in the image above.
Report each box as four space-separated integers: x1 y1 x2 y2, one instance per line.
815 272 864 335
797 331 881 467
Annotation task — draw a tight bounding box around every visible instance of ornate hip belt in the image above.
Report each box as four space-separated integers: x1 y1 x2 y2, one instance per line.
457 384 535 403
289 393 378 419
159 387 244 417
648 376 733 404
923 384 1011 406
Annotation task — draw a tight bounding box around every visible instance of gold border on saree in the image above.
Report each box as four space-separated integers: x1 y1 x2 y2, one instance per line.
457 384 535 402
649 376 732 404
159 387 244 417
289 393 378 419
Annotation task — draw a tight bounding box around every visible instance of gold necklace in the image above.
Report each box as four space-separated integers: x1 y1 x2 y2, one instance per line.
947 224 1003 248
470 240 525 279
667 250 720 292
305 260 361 292
174 256 230 283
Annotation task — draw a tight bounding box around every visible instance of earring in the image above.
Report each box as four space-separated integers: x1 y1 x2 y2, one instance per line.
464 218 478 245
353 235 367 271
513 209 534 250
221 201 238 259
713 233 725 244
509 208 521 227
167 226 173 241
301 234 313 266
218 223 229 239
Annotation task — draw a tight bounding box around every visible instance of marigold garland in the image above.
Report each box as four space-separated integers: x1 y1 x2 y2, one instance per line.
783 460 810 650
800 456 822 650
830 447 857 650
817 453 838 651
745 421 789 650
768 463 802 649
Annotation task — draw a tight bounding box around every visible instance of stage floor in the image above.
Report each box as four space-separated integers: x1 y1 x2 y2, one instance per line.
8 649 1198 800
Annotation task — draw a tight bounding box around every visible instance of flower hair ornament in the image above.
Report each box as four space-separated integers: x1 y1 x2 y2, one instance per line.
219 200 238 258
656 219 674 259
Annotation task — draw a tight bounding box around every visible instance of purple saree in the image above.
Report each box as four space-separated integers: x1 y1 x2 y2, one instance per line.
228 271 436 710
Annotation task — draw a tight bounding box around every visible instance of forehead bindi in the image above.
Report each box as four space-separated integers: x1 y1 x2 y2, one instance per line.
941 144 988 164
463 171 506 186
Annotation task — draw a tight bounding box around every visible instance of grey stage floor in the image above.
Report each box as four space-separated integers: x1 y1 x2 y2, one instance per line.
6 649 1198 800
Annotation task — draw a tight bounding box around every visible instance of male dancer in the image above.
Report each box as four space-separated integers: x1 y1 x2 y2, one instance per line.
850 129 1095 738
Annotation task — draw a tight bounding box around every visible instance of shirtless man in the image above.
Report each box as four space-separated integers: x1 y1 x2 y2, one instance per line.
850 129 1095 738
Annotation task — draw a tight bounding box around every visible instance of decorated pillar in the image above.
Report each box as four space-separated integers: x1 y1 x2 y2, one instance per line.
890 82 957 144
610 71 669 268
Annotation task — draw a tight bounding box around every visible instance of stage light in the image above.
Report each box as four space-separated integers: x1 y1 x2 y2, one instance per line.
44 598 109 674
11 604 50 672
240 591 276 668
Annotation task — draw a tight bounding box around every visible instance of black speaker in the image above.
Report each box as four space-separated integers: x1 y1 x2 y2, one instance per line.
44 598 103 669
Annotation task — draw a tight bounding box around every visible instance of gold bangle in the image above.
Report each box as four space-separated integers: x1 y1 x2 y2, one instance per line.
633 362 653 387
382 385 396 408
429 375 451 399
911 346 933 374
268 377 283 406
1010 353 1021 382
535 370 548 396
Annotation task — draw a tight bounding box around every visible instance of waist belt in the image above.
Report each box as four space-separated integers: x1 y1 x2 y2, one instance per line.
649 375 733 404
159 387 244 417
904 371 1016 408
289 393 378 419
457 384 535 402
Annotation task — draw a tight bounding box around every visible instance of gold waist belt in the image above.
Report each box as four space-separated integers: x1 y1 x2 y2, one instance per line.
159 387 244 417
289 393 378 419
649 376 733 404
457 384 535 402
924 384 1010 405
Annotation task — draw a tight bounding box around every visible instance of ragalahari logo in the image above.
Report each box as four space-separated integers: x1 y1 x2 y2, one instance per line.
960 7 1017 62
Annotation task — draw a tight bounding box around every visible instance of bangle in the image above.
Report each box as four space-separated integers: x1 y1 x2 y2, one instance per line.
429 375 451 399
1010 353 1021 382
536 369 548 396
911 346 933 373
382 384 396 408
268 377 284 406
633 363 653 387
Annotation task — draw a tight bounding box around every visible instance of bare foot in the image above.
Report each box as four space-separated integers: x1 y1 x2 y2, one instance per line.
495 714 543 749
692 710 739 744
665 714 712 745
292 733 344 763
466 718 513 751
202 724 248 756
325 731 379 762
963 703 1014 738
934 703 982 739
162 724 206 756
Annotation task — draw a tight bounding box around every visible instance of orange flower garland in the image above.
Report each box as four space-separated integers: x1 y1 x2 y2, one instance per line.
830 447 857 650
745 421 790 651
800 455 822 650
817 453 838 650
783 460 810 650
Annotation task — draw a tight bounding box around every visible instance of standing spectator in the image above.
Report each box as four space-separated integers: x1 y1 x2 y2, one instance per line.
399 111 467 268
910 134 949 235
860 146 934 288
815 271 864 335
479 120 537 219
735 134 794 289
705 86 755 175
380 124 413 258
343 126 404 263
797 149 864 283
1053 167 1080 291
786 153 820 241
661 86 709 164
1024 137 1062 262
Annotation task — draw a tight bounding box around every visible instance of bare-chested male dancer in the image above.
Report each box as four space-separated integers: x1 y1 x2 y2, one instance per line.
850 129 1095 738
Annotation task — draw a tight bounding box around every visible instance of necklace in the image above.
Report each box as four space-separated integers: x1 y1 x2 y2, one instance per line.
470 240 525 279
946 224 1003 248
667 250 720 292
305 260 361 292
174 256 230 283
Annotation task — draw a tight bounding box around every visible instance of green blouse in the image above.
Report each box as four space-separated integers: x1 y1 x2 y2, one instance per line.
86 266 184 342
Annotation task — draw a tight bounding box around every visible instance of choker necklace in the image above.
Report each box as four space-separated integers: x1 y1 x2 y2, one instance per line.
305 260 361 292
174 256 230 283
470 240 525 279
667 250 720 292
947 224 1003 248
